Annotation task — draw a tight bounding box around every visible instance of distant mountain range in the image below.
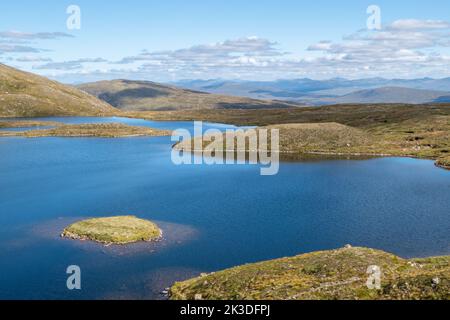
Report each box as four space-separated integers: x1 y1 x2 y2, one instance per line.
174 78 450 105
2 61 450 119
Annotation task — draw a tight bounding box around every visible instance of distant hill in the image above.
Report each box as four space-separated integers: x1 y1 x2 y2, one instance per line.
78 80 300 111
0 64 117 117
175 78 450 105
330 86 450 104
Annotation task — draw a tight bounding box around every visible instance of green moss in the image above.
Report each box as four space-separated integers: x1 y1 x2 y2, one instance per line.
62 216 162 245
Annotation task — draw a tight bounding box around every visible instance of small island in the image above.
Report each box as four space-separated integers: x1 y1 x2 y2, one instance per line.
62 216 162 245
0 120 62 129
22 123 171 138
1 122 171 138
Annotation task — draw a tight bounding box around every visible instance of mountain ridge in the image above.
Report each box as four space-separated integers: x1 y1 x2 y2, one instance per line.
78 79 301 111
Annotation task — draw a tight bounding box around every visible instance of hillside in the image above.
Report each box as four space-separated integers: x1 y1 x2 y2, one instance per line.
330 86 450 105
0 64 118 117
78 79 300 111
171 246 449 300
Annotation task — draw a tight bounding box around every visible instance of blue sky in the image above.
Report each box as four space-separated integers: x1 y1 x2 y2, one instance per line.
1 0 450 82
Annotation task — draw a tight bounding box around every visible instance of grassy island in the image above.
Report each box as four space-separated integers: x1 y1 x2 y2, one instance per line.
0 120 61 129
62 216 162 245
171 247 450 300
19 123 170 138
0 120 63 137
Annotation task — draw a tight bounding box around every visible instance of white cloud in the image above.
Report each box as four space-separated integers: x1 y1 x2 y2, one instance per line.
302 19 450 78
0 30 74 55
115 37 284 65
16 56 53 62
388 19 450 30
0 31 74 40
26 19 450 81
0 44 40 53
33 58 107 70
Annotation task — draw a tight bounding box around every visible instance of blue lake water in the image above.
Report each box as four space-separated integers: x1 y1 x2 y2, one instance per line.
0 117 449 299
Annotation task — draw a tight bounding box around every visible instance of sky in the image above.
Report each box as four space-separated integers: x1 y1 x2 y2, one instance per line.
1 0 450 83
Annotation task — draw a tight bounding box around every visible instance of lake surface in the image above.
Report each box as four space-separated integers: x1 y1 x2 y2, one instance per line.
0 117 449 300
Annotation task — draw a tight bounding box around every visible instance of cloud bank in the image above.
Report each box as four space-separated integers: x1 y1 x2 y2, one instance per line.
3 19 450 81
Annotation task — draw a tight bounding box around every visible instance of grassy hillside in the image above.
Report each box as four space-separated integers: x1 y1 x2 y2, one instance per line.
0 64 118 117
265 123 372 153
175 122 373 154
171 247 450 300
127 104 450 127
78 79 300 111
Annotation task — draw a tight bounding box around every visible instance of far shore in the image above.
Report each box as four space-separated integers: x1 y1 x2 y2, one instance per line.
0 122 170 138
1 105 450 171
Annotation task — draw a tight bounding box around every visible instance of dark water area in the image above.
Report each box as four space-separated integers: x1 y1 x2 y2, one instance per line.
0 117 449 299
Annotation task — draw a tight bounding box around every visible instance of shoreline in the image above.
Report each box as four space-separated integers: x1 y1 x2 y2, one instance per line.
173 146 449 170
